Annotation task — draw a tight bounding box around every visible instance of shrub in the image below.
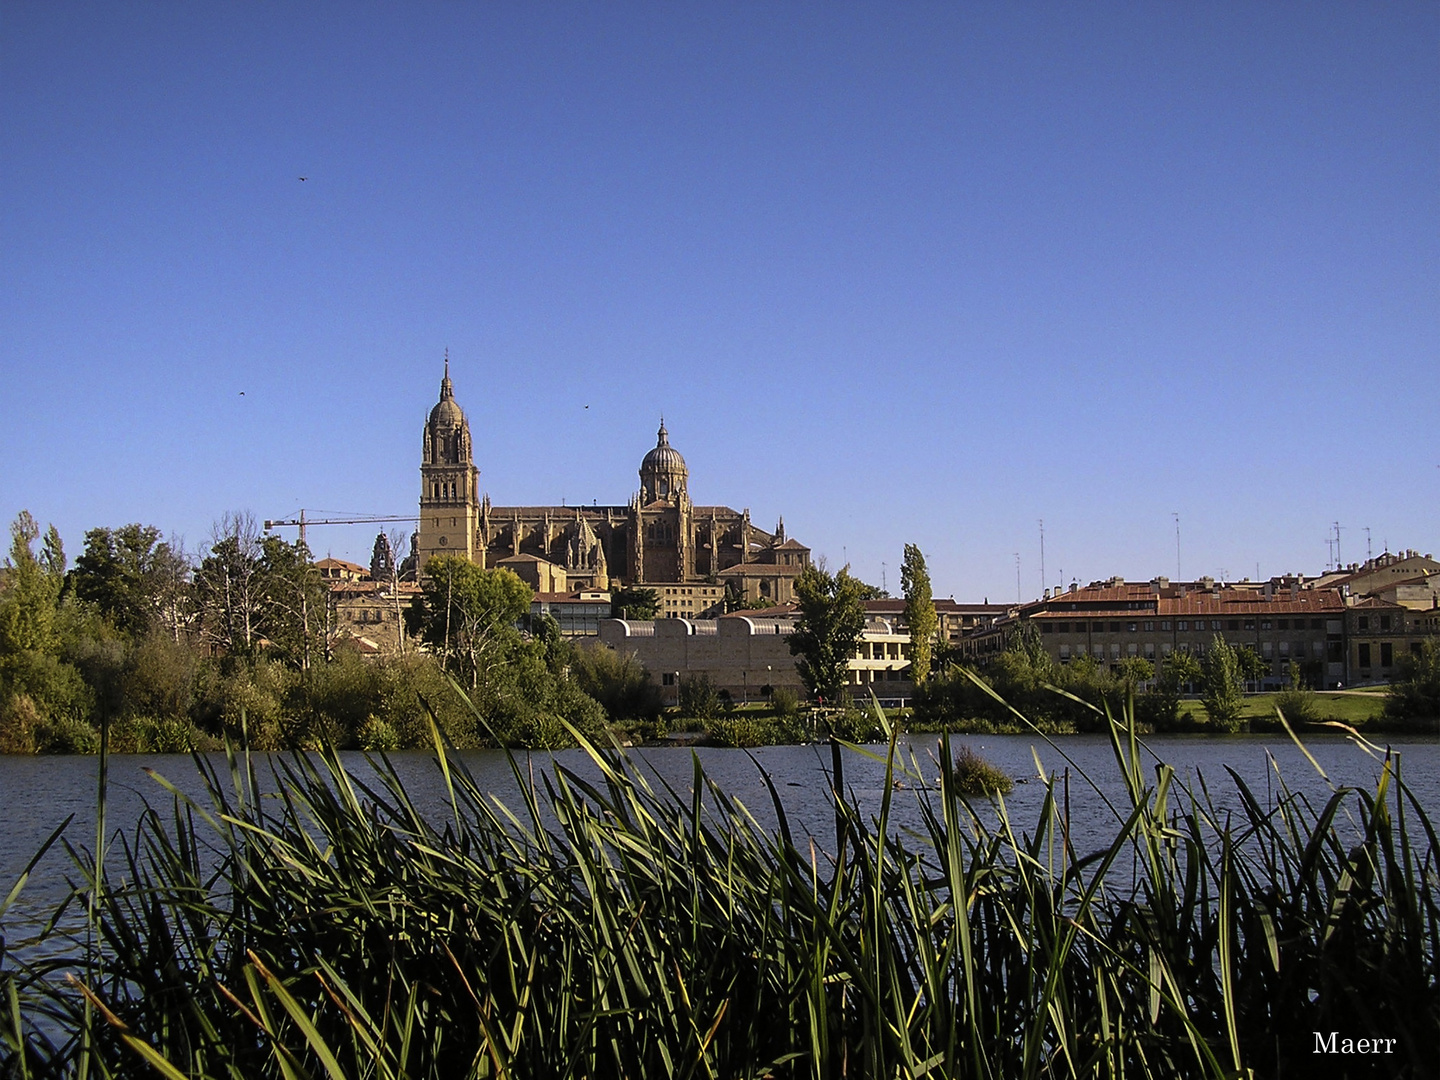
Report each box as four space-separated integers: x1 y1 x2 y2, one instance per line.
827 707 878 743
770 685 801 718
0 691 40 753
571 644 665 723
357 716 400 752
1386 639 1440 722
951 744 1014 796
710 714 768 748
677 672 721 721
34 714 100 754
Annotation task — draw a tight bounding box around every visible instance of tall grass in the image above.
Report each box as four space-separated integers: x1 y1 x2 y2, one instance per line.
1 687 1437 1078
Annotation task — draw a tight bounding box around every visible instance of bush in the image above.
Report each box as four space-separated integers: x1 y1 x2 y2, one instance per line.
357 716 400 752
34 714 100 754
0 691 40 753
677 673 721 721
710 714 768 748
951 744 1014 796
571 644 665 723
1386 639 1440 722
770 685 801 718
827 707 878 743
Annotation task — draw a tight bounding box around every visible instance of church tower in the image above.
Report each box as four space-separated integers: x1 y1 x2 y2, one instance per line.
634 421 692 582
415 358 480 574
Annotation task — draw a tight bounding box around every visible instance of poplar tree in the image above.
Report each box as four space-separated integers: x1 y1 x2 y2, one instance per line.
901 544 938 685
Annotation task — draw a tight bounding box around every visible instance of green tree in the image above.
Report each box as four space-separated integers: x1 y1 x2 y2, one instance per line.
787 564 866 703
1384 639 1440 723
1201 635 1245 729
901 544 938 685
194 513 266 656
256 535 327 671
71 524 190 638
1235 645 1268 689
1115 656 1155 694
610 586 659 620
0 511 64 657
407 558 533 688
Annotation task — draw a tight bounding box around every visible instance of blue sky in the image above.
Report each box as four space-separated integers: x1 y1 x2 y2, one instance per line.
2 4 1435 602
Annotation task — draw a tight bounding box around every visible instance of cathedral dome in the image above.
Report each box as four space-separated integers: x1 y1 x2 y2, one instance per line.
427 364 465 430
641 422 687 475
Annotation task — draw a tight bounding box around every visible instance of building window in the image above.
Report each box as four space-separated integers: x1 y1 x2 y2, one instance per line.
1110 622 1121 632
1177 621 1188 631
1381 643 1393 667
662 673 676 686
1380 615 1391 630
1358 643 1371 668
1228 620 1240 631
1278 619 1289 630
1244 620 1255 630
1161 621 1171 631
1144 621 1153 631
1359 616 1370 631
1260 620 1271 631
1127 622 1138 633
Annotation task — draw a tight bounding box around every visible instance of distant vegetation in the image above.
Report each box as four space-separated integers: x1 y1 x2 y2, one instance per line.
2 510 1435 754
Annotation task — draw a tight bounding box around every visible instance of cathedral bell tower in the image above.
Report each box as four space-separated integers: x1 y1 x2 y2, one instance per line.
634 420 692 582
415 357 481 574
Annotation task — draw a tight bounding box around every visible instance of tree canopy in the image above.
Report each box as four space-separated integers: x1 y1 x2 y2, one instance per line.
787 564 866 703
407 558 533 688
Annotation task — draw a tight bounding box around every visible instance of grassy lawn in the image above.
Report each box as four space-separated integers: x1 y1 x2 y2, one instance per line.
1179 690 1385 727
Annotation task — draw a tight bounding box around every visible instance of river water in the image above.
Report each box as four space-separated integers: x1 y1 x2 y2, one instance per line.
3 732 1437 939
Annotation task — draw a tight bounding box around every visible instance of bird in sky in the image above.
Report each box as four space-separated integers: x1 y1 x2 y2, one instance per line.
298 176 308 181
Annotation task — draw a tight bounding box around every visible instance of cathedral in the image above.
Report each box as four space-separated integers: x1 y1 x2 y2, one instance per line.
414 362 812 607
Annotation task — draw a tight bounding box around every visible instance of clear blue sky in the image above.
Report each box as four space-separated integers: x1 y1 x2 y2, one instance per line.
2 4 1435 602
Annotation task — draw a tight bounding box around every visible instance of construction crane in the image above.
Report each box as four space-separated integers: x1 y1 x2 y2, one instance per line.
263 510 419 549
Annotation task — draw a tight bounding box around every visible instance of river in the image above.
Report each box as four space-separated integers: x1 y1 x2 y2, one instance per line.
3 732 1437 939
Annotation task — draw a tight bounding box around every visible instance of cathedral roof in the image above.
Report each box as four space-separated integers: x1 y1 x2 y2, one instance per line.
641 421 687 475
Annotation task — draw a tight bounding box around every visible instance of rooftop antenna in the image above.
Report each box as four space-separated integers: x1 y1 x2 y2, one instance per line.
1038 519 1046 595
1334 522 1344 568
1015 552 1022 603
1365 527 1372 563
881 561 888 595
1172 512 1181 579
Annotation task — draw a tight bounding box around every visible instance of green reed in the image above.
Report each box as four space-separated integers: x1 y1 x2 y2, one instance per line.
1 685 1436 1079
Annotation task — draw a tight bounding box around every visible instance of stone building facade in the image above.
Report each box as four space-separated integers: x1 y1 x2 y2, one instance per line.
414 364 810 597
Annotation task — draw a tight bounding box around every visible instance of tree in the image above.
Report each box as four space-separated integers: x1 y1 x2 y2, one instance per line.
610 586 659 620
901 544 938 685
1201 635 1245 728
787 564 866 703
1233 645 1268 689
0 511 64 658
1384 639 1440 723
406 558 533 688
194 513 266 657
1115 656 1155 694
70 524 190 638
257 535 327 671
